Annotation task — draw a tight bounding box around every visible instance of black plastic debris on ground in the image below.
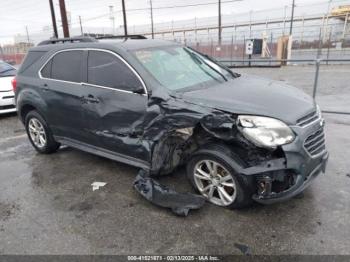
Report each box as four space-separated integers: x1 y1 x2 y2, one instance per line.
133 170 205 216
234 243 252 255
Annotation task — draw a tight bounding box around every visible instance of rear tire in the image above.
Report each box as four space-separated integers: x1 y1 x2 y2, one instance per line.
25 110 60 154
186 143 254 209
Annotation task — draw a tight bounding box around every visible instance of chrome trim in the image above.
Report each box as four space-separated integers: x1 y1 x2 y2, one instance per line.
299 115 322 129
297 111 321 128
81 82 136 94
38 48 148 96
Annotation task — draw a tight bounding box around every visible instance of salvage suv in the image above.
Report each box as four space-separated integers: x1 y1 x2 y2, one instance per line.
14 36 328 209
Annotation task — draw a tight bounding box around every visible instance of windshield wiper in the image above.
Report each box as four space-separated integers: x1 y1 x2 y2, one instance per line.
187 47 238 78
185 49 227 82
185 50 225 83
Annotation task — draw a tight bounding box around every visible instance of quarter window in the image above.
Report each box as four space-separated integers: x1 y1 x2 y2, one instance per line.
45 50 83 82
41 59 52 78
87 50 142 91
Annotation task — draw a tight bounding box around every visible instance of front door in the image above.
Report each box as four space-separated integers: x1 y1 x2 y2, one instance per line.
81 50 149 163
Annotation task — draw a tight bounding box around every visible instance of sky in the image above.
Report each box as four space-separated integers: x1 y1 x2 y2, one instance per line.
1 0 349 44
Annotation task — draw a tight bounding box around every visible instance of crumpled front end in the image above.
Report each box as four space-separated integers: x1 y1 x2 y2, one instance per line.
247 117 328 204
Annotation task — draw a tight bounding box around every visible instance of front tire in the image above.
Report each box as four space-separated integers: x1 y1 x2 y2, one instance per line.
25 110 60 154
186 144 254 209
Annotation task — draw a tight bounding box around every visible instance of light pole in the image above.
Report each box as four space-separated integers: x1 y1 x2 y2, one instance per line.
283 5 287 35
150 0 154 39
109 6 115 35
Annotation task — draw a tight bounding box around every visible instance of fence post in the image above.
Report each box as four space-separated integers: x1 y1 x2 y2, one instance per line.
326 27 332 65
243 35 246 65
300 15 304 49
342 13 348 45
313 59 321 98
269 32 273 66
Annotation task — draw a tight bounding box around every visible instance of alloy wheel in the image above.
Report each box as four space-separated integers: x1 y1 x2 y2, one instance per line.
28 118 47 149
193 160 237 206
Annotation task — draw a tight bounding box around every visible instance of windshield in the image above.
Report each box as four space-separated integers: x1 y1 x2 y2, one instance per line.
132 46 232 91
0 62 16 77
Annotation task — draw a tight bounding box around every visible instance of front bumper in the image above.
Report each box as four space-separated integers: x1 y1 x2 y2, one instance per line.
252 152 328 204
238 117 328 204
0 90 16 114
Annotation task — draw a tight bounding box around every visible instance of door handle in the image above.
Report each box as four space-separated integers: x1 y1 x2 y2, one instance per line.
81 95 100 103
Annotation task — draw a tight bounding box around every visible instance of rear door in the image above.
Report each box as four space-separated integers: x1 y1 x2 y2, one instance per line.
39 49 90 142
81 49 149 162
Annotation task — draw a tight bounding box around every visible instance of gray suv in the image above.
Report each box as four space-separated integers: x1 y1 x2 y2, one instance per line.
14 36 328 209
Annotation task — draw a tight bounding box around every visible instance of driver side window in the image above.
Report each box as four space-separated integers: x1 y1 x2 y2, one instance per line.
87 50 143 92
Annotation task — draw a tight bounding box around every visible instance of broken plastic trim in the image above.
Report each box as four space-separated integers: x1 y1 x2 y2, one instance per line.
133 170 205 216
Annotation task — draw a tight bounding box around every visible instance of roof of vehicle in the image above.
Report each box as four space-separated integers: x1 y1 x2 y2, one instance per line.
30 37 180 53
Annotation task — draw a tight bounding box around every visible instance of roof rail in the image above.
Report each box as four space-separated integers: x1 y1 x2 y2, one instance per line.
94 34 147 40
37 36 97 46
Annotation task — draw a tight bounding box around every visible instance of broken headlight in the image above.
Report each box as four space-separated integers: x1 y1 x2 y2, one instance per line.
237 115 295 148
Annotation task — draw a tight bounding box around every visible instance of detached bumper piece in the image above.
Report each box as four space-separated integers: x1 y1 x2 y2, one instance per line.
133 170 205 216
252 152 329 204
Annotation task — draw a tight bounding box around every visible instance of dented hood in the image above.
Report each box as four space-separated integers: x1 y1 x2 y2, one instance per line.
180 74 316 125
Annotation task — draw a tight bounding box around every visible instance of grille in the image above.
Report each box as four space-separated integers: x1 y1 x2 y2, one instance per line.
304 127 326 157
297 110 319 127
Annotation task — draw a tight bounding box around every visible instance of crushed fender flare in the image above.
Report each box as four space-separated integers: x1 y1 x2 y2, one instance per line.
133 169 205 216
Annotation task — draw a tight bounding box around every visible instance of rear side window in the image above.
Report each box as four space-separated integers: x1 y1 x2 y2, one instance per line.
87 50 142 91
46 50 83 82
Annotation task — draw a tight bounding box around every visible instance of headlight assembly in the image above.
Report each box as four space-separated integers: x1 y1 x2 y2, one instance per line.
237 115 295 148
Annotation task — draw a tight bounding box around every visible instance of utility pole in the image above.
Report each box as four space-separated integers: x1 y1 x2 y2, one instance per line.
79 16 83 35
25 26 30 43
150 0 154 39
109 6 115 35
59 0 70 37
289 0 295 36
121 0 128 36
218 0 222 46
48 0 58 38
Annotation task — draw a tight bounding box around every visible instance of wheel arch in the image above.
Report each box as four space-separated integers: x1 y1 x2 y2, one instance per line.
17 89 49 124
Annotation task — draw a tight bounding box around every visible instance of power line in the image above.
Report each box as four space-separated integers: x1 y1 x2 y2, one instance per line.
70 0 242 24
